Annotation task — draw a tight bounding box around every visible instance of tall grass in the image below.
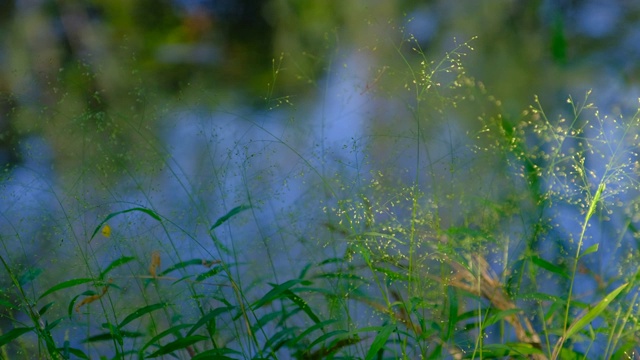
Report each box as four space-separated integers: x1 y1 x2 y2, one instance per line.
1 32 640 360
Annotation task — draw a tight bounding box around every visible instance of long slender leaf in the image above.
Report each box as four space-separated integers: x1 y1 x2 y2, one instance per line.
251 279 306 310
187 306 235 336
159 259 221 276
288 319 338 347
141 324 192 352
445 285 458 341
365 324 395 360
484 308 522 327
100 256 136 279
90 207 162 243
191 348 242 360
147 335 208 357
282 289 320 324
531 256 569 279
580 243 599 258
0 327 33 347
195 266 224 282
118 303 168 329
308 329 349 349
83 330 143 343
564 282 628 340
39 278 94 300
209 204 251 231
18 267 43 286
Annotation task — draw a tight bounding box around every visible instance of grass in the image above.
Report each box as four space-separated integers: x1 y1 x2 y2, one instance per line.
2 32 640 360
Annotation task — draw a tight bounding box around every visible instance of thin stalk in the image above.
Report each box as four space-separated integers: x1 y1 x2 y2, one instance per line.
558 181 605 354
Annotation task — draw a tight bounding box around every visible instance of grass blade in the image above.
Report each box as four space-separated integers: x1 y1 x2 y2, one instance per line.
531 256 569 279
118 302 168 329
282 289 320 324
564 282 628 340
147 335 208 357
187 306 235 336
0 327 33 347
100 256 136 279
365 324 394 360
159 259 221 276
251 279 306 310
209 204 251 231
90 207 162 243
39 278 94 300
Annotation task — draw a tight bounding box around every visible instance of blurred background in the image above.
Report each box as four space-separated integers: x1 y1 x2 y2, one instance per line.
2 0 640 174
1 0 640 357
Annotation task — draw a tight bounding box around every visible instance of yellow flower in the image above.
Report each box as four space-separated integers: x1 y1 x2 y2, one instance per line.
101 224 111 238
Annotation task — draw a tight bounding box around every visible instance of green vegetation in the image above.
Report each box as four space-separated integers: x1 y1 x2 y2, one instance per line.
2 7 640 360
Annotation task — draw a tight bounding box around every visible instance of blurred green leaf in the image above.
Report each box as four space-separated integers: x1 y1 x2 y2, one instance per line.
159 259 221 276
0 327 33 347
187 306 234 336
90 207 162 243
141 324 192 352
39 278 94 300
580 243 599 258
209 204 251 231
100 256 136 279
282 289 320 324
195 266 223 282
38 301 55 317
19 267 43 286
191 348 242 360
251 279 306 310
365 324 394 360
147 335 208 357
118 302 168 329
531 256 569 279
563 282 628 340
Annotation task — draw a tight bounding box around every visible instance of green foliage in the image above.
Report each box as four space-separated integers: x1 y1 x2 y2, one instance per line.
2 13 640 360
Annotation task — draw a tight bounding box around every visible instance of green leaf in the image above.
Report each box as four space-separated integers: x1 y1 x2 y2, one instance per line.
191 348 242 360
564 282 628 340
141 325 193 353
118 303 168 329
159 259 220 276
531 256 569 278
83 330 143 343
484 308 522 327
44 318 63 332
38 302 55 317
195 266 223 282
0 327 33 347
90 207 162 243
251 311 282 333
308 329 349 349
251 279 306 310
0 298 15 309
263 327 297 352
147 335 208 357
100 256 136 279
187 306 235 336
58 347 89 359
580 243 599 258
282 289 320 324
288 319 338 347
18 267 43 286
39 278 94 300
444 285 458 341
209 204 251 231
365 324 394 360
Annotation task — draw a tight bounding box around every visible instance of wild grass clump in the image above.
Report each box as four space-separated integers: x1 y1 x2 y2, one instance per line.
2 31 640 360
